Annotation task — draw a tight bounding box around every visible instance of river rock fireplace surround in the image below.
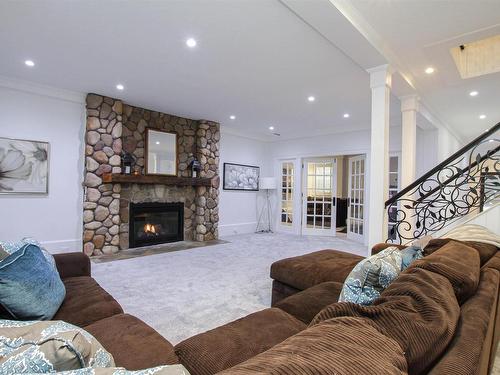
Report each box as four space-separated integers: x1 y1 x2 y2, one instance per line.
82 94 220 256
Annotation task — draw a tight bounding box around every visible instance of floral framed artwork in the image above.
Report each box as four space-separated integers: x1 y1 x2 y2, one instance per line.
223 163 260 191
0 137 49 194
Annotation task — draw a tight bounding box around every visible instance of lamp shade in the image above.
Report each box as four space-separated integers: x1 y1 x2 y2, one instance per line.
260 177 276 190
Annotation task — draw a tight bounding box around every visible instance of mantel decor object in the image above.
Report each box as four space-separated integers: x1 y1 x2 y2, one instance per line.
190 159 201 178
145 128 178 176
0 137 49 194
121 151 135 175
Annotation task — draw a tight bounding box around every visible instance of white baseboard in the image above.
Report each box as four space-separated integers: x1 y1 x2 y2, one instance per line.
40 239 82 254
219 222 259 237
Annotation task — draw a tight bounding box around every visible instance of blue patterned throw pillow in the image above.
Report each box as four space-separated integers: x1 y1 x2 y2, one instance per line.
0 244 65 320
0 319 115 373
339 246 422 306
0 237 56 270
400 245 424 270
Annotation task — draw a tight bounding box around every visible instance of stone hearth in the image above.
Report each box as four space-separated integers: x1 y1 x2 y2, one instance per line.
83 94 220 256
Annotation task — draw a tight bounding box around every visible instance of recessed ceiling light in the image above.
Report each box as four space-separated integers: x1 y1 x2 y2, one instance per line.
116 84 124 90
186 38 197 48
156 141 160 145
425 67 435 74
269 126 275 130
229 115 236 120
479 114 486 119
343 113 350 118
469 91 478 97
307 96 315 102
24 60 35 67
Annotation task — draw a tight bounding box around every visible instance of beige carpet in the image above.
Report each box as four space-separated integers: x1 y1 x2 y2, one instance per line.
92 232 500 372
92 232 366 344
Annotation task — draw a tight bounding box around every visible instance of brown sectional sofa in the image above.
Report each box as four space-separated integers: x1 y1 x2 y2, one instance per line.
20 239 498 374
270 249 363 304
51 252 180 370
174 239 499 375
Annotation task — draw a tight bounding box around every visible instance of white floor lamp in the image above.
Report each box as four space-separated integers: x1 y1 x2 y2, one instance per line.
256 177 276 233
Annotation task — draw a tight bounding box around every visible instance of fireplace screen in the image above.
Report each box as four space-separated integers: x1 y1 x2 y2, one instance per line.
129 202 184 248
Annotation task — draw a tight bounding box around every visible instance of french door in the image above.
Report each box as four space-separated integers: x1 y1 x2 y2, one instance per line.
347 155 365 242
302 158 337 235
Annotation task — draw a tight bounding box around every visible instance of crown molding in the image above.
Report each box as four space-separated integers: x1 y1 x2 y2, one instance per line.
0 75 85 104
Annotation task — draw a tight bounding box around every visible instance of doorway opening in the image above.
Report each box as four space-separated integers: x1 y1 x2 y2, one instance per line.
298 154 366 243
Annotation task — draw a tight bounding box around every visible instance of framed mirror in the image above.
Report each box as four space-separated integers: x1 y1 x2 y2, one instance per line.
145 128 178 176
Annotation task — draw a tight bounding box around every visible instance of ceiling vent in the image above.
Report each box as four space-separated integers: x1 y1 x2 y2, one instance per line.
450 34 500 79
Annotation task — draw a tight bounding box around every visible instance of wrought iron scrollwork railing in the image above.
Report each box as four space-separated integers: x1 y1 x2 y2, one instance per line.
385 122 500 244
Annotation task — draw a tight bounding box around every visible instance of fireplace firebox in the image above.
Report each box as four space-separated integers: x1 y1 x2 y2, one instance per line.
129 202 184 248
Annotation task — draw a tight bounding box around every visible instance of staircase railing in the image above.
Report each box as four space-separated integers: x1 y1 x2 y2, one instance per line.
385 122 500 244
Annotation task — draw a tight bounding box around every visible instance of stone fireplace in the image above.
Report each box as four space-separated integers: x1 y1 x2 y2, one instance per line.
82 94 220 256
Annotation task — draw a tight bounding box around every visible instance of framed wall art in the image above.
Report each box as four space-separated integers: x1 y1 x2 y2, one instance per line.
223 163 259 191
0 137 49 194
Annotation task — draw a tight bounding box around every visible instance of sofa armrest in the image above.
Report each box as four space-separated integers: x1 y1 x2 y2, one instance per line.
54 252 91 279
371 243 406 255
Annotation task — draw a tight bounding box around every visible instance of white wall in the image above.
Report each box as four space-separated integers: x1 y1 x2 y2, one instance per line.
433 204 500 237
267 127 403 244
416 127 439 178
437 126 463 162
266 125 448 244
219 123 458 243
0 78 85 253
218 131 271 236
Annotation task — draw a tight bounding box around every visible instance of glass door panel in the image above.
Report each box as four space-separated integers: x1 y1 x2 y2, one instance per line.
347 155 366 242
302 158 337 235
280 161 294 227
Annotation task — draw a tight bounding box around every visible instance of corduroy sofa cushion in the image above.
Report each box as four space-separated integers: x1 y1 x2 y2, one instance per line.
54 276 123 327
85 314 179 370
410 240 480 304
175 308 305 375
424 238 498 266
311 267 460 375
218 317 408 375
270 249 363 291
274 281 343 324
427 268 499 375
483 251 500 272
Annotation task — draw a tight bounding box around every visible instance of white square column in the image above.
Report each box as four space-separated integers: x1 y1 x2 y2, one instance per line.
399 95 419 241
400 95 419 188
367 65 392 247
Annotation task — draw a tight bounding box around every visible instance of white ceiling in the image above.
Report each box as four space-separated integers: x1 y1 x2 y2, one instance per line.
338 0 500 142
0 0 386 141
0 0 496 143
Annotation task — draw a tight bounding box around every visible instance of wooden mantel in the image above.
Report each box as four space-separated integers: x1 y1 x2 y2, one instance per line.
102 173 213 187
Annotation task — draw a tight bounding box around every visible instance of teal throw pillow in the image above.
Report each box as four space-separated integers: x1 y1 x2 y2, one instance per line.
400 245 424 270
0 237 56 271
0 244 66 320
339 246 424 306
